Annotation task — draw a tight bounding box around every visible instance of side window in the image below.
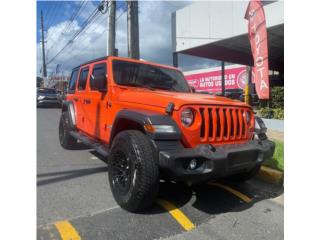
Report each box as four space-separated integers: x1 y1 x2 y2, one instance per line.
68 69 79 93
90 63 107 91
78 68 89 91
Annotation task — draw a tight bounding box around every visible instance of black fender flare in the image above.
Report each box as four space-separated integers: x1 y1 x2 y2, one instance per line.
110 109 182 143
61 100 76 130
254 116 268 140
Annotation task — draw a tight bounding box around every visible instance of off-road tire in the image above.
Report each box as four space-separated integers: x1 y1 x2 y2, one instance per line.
59 111 77 149
231 164 261 182
108 130 159 212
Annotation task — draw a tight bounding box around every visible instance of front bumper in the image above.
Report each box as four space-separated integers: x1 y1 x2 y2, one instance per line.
158 139 275 183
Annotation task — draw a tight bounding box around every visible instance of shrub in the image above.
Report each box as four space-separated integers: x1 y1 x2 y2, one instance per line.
273 108 284 120
259 107 284 120
258 86 284 109
271 86 284 109
259 107 274 119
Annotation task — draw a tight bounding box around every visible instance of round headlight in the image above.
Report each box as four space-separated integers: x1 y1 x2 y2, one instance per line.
181 108 194 127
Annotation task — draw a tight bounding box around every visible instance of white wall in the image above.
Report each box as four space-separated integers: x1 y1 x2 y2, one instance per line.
173 0 284 52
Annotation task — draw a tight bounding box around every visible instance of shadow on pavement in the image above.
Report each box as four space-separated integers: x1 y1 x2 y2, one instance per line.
37 166 108 186
70 142 91 150
139 178 283 218
37 147 283 218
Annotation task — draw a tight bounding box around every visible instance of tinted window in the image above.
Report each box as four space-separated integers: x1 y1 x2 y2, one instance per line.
68 69 79 92
90 63 107 91
112 60 190 93
78 68 89 90
38 88 57 94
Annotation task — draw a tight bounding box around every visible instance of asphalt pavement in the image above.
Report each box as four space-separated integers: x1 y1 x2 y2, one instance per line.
37 107 284 240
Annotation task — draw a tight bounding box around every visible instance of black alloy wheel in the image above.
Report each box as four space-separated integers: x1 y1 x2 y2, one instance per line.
108 130 159 212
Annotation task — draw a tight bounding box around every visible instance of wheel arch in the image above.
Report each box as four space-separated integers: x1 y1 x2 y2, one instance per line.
111 117 146 143
61 100 76 130
110 109 181 145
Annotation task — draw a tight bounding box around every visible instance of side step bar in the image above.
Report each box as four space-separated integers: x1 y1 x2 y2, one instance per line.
70 131 109 157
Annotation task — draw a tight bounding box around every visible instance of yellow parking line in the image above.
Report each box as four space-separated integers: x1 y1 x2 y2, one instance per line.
54 220 81 240
208 182 252 203
157 199 195 231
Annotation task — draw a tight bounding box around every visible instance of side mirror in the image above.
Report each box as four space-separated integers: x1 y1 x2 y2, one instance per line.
91 74 107 92
190 86 196 93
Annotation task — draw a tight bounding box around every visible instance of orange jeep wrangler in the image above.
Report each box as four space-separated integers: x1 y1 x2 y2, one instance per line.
59 56 274 212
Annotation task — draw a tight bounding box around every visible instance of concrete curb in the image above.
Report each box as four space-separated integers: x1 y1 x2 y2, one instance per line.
258 166 284 184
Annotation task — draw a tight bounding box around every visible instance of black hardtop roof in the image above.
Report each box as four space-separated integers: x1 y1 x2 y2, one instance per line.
72 56 108 70
71 56 180 72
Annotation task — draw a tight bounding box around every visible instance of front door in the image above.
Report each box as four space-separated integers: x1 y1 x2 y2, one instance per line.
82 62 109 142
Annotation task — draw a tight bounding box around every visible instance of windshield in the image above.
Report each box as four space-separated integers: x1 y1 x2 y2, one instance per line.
38 88 57 94
112 60 190 93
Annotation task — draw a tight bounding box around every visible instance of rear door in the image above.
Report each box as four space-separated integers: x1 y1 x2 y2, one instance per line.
76 66 90 133
82 61 109 141
66 68 80 126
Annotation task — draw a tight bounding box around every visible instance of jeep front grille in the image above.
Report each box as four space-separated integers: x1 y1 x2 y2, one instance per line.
199 107 252 142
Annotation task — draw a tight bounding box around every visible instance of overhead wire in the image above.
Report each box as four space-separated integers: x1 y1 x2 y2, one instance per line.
60 2 111 62
69 2 127 63
44 2 57 29
45 1 61 29
47 1 106 65
46 0 86 54
79 4 127 53
48 0 127 70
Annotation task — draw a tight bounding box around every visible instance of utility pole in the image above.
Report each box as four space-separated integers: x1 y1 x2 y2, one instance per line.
127 0 140 59
221 61 225 96
40 10 47 80
173 52 178 67
245 66 251 104
108 0 116 56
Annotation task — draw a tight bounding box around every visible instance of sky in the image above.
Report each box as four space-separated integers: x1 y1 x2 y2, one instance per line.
36 0 219 77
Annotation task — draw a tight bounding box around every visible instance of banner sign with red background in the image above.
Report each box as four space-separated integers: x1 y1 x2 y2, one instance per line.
245 0 270 99
184 66 254 93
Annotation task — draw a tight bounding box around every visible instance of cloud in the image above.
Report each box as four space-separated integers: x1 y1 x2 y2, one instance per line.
37 1 217 78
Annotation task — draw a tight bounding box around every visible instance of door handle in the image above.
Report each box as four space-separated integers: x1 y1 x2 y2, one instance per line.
83 99 91 104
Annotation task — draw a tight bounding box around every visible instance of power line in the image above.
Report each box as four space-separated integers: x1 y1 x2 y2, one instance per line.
45 1 60 29
59 5 110 61
44 2 56 29
46 1 88 49
57 1 112 58
80 5 127 52
72 3 111 45
46 0 86 54
60 12 107 60
48 1 127 69
47 1 105 65
64 1 89 34
55 3 127 71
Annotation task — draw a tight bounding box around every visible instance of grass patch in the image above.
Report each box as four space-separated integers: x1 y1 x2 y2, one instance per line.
263 140 284 171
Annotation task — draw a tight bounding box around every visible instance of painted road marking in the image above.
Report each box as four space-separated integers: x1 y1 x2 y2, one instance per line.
54 220 81 240
157 199 195 231
208 182 252 203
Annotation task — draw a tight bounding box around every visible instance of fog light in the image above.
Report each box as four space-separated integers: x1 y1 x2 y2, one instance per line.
257 153 264 163
189 159 197 170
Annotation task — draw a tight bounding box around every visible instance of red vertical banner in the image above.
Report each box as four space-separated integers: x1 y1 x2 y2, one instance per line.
245 0 270 99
